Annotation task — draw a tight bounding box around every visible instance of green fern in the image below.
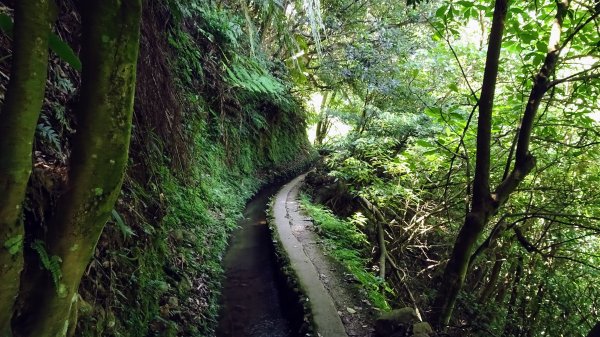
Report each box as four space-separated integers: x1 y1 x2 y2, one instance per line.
223 57 285 96
36 115 62 154
50 103 73 133
31 240 63 293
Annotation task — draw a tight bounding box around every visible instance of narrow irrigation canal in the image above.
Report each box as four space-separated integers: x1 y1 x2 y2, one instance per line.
216 182 298 337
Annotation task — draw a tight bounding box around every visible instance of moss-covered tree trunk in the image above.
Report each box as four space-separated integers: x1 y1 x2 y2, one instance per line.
15 1 142 336
0 1 55 334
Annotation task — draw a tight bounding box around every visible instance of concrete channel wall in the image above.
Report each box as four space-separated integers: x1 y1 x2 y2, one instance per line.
271 174 349 337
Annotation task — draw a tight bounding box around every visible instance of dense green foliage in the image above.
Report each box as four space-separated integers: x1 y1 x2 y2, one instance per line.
300 194 390 310
1 0 599 335
75 1 311 335
299 0 600 335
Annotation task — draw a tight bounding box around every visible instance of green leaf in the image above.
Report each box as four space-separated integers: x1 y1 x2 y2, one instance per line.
536 40 547 53
31 240 63 293
435 5 448 18
4 235 23 255
112 209 135 238
457 1 474 8
48 34 82 71
0 13 81 71
424 107 442 118
0 13 13 36
415 139 433 148
520 32 537 43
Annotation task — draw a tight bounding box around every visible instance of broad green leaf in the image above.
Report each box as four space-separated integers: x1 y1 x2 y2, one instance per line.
435 4 448 19
48 34 82 71
4 234 23 255
415 139 433 148
0 13 81 71
536 40 547 53
0 13 13 35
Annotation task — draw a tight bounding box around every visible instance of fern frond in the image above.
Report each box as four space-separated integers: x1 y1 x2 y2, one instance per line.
31 240 63 293
36 115 62 153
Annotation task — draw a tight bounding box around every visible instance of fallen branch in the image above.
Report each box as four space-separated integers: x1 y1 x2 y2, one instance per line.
357 196 388 280
386 252 422 321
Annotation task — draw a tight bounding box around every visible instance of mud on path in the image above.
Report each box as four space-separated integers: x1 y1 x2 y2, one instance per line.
216 183 296 337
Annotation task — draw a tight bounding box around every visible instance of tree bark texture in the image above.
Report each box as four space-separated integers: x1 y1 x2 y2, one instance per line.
14 1 142 336
0 1 55 335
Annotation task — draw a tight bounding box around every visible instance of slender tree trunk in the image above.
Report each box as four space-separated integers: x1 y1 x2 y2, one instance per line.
430 0 509 326
525 278 545 337
431 0 570 327
502 256 523 337
14 1 142 336
357 89 370 135
315 91 329 146
0 1 55 334
478 252 504 303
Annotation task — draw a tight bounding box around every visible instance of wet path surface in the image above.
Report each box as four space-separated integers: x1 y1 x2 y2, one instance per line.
216 183 294 337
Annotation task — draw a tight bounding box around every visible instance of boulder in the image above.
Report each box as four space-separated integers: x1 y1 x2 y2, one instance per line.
375 307 419 337
412 322 433 335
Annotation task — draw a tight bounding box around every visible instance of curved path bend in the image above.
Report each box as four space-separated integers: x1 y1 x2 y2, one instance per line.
272 174 350 337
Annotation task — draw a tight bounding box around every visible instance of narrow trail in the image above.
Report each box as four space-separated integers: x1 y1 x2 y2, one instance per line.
275 175 375 337
273 174 374 337
216 183 295 337
217 174 374 337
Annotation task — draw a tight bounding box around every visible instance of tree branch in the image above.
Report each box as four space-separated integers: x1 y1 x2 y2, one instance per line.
493 0 570 207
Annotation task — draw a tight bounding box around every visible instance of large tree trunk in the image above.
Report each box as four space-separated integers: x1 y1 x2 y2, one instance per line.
0 1 55 334
13 1 142 336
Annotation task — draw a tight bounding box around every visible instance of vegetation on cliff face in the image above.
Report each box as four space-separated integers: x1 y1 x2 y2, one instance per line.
0 0 311 336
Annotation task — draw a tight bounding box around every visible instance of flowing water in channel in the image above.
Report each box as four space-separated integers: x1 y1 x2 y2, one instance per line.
216 183 297 337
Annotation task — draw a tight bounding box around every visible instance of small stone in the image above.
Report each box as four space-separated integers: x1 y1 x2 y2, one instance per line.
347 307 357 314
167 296 179 308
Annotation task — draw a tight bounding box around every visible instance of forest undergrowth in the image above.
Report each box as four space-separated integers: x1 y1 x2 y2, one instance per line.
299 1 600 335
